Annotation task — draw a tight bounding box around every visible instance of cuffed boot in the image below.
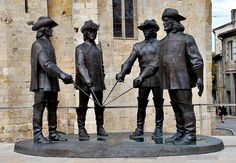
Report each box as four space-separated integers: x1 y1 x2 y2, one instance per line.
165 102 185 144
95 106 109 136
76 107 90 140
152 97 164 139
48 101 67 141
33 103 49 144
97 125 109 136
175 109 196 145
129 97 148 139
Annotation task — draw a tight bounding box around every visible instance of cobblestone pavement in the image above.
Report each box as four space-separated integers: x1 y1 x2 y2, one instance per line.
215 115 236 136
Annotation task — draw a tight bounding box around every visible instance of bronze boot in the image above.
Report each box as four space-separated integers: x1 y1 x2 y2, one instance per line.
174 111 196 145
152 97 164 139
97 126 109 136
76 107 90 140
129 98 148 139
165 102 185 144
48 101 67 141
95 106 108 136
33 103 50 144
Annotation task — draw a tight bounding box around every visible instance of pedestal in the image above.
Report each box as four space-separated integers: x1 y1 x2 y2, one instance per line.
14 132 224 158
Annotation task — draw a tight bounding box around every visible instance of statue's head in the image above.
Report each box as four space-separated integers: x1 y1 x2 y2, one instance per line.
81 20 100 41
137 19 159 39
161 8 185 33
32 16 58 38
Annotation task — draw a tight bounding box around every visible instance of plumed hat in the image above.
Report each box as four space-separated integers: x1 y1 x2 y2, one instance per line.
137 19 159 31
81 20 100 33
162 8 186 21
32 16 58 31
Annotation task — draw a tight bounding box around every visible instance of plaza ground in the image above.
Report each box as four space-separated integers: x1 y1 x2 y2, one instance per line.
0 116 236 163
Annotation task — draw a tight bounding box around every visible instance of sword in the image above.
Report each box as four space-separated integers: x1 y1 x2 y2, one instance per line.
103 87 134 106
73 82 103 107
103 81 118 105
90 88 102 107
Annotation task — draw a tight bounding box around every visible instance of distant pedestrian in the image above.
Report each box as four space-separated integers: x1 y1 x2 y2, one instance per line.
218 105 227 123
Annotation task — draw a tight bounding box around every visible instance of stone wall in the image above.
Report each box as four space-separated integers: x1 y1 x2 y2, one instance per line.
0 0 48 141
0 0 213 142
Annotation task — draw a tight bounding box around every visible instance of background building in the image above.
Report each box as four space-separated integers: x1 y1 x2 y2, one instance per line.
0 0 212 141
213 9 236 115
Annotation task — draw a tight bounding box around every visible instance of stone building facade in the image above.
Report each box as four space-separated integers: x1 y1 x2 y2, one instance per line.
213 9 236 115
0 0 212 142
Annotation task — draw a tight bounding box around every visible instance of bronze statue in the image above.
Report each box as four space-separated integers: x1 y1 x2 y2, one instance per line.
75 20 108 140
116 19 164 139
133 8 204 145
30 16 73 144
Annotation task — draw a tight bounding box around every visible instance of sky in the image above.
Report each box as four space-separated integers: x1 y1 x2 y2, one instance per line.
212 0 236 28
212 0 236 51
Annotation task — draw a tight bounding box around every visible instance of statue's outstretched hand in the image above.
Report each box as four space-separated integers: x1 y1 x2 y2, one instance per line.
116 73 125 82
63 74 73 84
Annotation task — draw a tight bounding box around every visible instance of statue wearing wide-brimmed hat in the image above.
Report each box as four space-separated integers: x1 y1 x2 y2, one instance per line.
137 19 160 31
30 16 73 144
75 20 108 140
80 19 100 33
32 16 58 31
133 8 204 145
116 19 164 141
161 8 186 21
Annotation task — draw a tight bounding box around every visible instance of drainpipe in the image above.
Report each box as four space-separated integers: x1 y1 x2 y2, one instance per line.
217 36 224 104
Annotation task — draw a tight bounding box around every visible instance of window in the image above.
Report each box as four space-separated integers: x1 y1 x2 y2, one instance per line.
233 40 236 61
225 74 231 91
112 0 136 39
227 40 236 61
